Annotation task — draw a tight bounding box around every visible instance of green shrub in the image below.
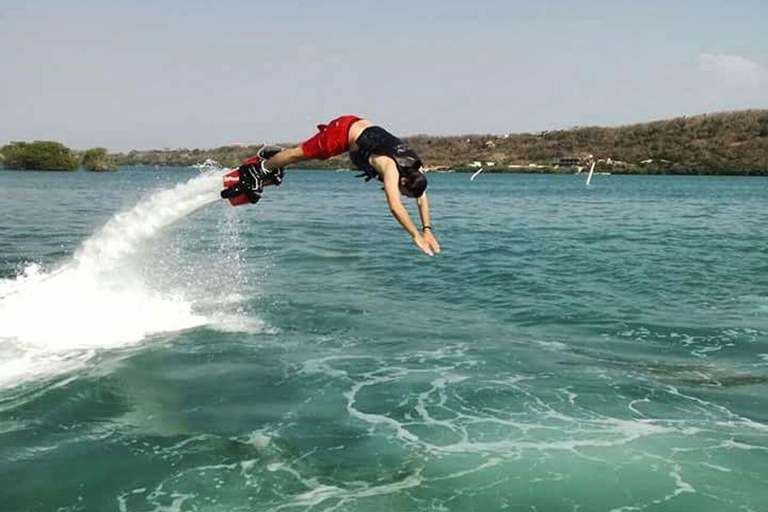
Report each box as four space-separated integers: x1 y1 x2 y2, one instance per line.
1 141 79 171
82 147 116 171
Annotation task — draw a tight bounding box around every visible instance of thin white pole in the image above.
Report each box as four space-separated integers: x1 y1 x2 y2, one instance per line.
470 167 484 181
586 161 596 186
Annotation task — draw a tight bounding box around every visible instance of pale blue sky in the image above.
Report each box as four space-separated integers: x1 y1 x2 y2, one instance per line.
2 0 766 150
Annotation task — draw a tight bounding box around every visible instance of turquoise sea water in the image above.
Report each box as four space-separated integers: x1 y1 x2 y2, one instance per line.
1 168 767 512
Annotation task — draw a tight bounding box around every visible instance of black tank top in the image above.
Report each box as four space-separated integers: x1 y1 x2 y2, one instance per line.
349 126 422 181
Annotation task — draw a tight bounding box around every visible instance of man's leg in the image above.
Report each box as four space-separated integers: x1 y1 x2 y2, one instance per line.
263 115 362 171
263 146 310 171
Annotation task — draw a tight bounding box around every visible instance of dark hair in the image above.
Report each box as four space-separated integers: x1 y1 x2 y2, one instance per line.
404 170 428 198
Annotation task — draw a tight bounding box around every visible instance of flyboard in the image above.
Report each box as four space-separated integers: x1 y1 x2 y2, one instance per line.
220 147 283 206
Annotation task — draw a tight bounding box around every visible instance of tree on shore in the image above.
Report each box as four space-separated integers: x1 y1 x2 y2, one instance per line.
0 141 79 171
82 147 116 172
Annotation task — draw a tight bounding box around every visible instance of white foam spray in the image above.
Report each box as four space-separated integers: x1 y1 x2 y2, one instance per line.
0 169 235 389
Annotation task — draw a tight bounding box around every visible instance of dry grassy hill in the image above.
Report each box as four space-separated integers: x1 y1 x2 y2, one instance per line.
114 110 768 175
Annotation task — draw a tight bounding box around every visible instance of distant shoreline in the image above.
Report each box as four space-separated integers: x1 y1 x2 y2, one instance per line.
111 110 768 176
4 110 768 175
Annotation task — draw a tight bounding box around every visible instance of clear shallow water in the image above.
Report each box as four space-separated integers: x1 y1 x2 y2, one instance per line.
1 169 767 512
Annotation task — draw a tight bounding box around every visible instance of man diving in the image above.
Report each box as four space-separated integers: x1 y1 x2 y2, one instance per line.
221 115 440 256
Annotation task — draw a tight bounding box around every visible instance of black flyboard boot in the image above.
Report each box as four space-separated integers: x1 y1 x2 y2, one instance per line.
220 147 285 206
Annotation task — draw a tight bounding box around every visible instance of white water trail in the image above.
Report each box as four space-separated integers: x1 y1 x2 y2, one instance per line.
0 170 229 389
75 171 222 269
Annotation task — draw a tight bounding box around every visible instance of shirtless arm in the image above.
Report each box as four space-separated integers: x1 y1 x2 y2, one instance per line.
417 192 441 253
373 155 434 256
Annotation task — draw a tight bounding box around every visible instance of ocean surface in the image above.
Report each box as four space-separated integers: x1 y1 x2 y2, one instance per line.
1 168 767 512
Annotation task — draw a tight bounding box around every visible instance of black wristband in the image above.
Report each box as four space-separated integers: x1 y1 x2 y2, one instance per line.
423 226 433 231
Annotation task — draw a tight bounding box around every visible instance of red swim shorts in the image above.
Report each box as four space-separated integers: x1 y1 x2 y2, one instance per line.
300 115 361 160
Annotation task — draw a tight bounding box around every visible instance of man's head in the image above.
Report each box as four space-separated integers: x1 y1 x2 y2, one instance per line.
399 169 428 198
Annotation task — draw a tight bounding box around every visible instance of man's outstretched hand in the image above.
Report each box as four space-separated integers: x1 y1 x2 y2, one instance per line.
413 234 435 256
424 230 441 254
